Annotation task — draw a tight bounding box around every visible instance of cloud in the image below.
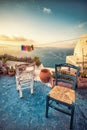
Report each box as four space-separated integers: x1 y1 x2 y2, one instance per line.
12 36 27 41
0 34 35 43
0 34 27 41
0 35 10 41
43 7 52 14
78 22 87 29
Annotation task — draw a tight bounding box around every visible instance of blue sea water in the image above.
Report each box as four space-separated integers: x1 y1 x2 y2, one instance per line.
28 47 74 68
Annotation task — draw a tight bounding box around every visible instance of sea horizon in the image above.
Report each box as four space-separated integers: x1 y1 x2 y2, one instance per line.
0 46 74 68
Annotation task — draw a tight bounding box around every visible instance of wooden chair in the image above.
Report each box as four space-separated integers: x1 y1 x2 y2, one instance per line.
46 63 80 129
15 63 35 98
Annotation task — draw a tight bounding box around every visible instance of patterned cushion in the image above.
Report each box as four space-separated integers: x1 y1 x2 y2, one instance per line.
49 86 75 104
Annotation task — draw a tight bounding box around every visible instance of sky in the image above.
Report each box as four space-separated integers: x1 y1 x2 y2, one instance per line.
0 0 87 46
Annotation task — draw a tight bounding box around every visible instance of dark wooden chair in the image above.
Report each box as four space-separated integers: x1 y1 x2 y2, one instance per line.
46 63 80 129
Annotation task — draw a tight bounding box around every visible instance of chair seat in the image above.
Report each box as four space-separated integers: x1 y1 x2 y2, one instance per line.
49 86 75 104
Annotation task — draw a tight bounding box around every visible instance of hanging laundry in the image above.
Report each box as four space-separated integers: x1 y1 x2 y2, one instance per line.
25 45 29 51
31 45 34 50
21 45 34 52
28 46 32 51
21 45 25 51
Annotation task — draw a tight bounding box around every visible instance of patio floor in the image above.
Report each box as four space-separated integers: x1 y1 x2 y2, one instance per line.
0 76 87 130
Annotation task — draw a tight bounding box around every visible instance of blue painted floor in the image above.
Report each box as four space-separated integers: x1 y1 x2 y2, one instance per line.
0 76 87 130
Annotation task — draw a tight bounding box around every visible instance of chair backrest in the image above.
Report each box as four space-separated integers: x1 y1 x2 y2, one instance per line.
55 63 80 90
15 62 35 82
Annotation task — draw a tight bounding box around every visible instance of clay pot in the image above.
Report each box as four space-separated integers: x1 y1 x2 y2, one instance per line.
77 77 87 88
39 69 51 83
8 71 15 76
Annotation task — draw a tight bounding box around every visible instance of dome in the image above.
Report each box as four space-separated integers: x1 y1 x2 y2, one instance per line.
74 34 87 58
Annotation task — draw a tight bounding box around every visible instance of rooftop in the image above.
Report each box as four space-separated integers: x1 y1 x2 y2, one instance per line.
0 75 87 130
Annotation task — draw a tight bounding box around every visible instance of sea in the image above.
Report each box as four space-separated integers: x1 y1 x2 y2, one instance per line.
0 45 74 68
28 47 74 68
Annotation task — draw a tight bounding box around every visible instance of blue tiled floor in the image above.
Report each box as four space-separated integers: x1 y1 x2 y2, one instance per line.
0 76 87 130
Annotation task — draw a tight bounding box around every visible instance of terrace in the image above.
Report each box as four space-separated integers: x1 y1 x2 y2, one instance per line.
0 64 87 130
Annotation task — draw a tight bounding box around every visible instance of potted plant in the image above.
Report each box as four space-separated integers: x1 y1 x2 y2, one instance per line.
33 56 41 67
8 66 15 76
2 57 8 67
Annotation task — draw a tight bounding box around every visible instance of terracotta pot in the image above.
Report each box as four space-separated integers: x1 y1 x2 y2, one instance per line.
39 69 51 83
77 77 87 88
8 71 15 76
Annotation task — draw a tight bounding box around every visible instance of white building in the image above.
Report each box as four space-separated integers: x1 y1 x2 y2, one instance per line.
66 34 87 69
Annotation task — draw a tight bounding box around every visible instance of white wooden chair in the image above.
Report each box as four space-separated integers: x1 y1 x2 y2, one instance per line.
15 63 35 98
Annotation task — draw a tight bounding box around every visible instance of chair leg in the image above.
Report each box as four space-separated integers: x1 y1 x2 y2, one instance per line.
19 85 23 98
31 88 33 94
30 80 34 94
16 77 19 91
70 105 75 129
46 95 50 118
